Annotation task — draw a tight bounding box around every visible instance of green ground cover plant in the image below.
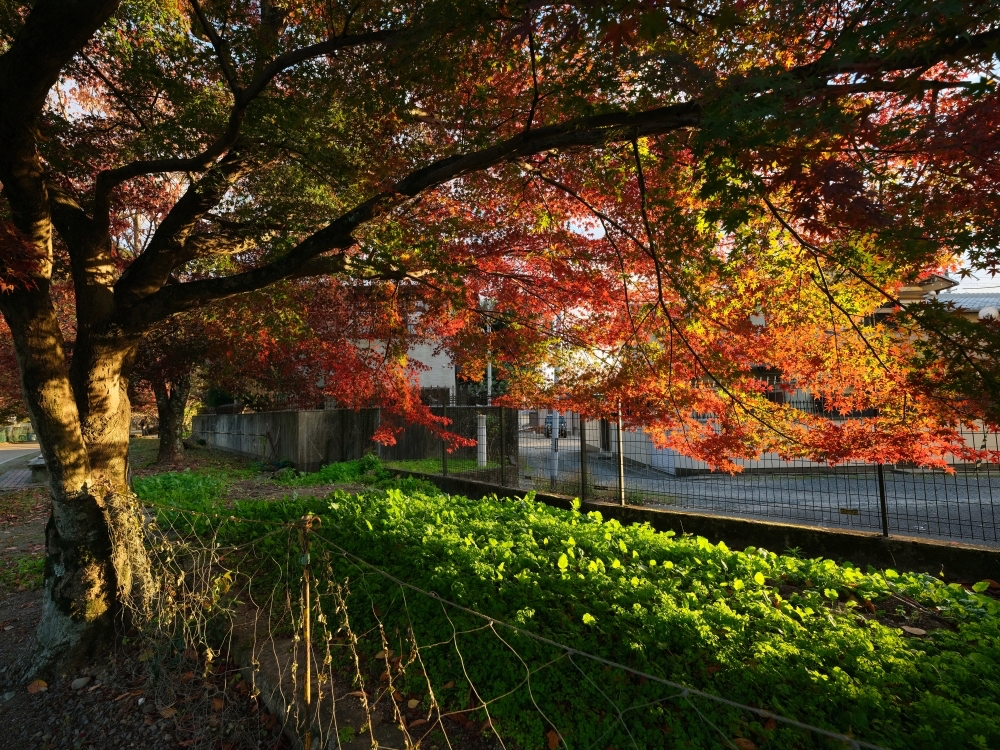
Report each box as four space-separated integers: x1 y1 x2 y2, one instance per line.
0 554 44 592
135 463 1000 750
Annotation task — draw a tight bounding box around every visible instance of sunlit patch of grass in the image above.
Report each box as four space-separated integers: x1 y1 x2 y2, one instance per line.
0 553 44 592
383 457 500 474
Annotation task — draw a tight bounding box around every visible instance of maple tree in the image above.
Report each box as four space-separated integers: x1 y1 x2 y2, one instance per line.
1 0 1000 671
131 279 450 464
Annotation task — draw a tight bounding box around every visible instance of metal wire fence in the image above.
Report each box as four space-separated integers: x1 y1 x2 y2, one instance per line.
132 496 891 750
381 408 1000 548
191 404 1000 547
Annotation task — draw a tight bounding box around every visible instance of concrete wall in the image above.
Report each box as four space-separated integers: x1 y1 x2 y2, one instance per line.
191 411 302 465
192 410 380 471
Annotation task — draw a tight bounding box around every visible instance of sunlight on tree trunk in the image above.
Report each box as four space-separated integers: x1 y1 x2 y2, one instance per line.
2 290 154 675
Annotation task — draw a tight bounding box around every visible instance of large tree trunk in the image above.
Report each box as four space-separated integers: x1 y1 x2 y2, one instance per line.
0 289 154 677
152 374 192 464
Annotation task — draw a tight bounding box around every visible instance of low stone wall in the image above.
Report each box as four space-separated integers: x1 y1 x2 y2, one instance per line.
191 410 380 471
392 470 1000 582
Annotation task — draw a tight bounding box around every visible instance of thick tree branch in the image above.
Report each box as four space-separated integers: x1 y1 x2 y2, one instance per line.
188 0 240 96
114 153 249 303
0 0 121 257
92 27 400 220
118 101 703 329
791 26 1000 81
48 182 117 326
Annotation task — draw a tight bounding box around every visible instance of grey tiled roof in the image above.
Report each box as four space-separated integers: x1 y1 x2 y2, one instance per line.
936 292 1000 312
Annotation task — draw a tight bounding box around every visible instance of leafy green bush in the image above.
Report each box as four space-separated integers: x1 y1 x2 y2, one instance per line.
134 470 227 509
136 464 1000 749
316 489 1000 749
275 453 383 486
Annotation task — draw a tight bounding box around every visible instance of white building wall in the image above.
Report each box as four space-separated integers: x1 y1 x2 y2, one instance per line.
407 341 456 392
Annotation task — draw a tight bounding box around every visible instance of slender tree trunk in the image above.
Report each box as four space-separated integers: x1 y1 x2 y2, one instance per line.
0 289 154 677
152 374 192 464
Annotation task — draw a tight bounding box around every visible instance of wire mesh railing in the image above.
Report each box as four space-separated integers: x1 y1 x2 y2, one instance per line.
382 408 1000 547
191 405 1000 547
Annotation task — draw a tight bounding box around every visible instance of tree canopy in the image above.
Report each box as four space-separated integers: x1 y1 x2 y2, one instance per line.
3 0 1000 471
2 0 1000 667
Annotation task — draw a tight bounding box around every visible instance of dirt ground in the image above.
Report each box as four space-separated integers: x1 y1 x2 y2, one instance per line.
0 439 442 750
0 440 299 750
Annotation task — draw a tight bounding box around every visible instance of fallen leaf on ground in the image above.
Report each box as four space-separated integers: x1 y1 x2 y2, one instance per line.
863 600 876 614
547 728 560 749
180 671 195 683
27 679 47 694
392 690 403 701
733 739 757 750
408 718 428 728
160 706 177 718
375 649 394 659
902 626 927 636
764 718 777 730
442 680 455 689
347 690 368 698
407 699 420 709
212 697 225 711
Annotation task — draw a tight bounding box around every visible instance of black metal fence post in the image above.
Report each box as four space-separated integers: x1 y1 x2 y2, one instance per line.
442 405 448 477
580 418 587 504
617 407 625 506
499 407 506 487
876 463 889 537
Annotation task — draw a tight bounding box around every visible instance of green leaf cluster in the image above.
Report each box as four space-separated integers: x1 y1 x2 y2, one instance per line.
137 466 1000 749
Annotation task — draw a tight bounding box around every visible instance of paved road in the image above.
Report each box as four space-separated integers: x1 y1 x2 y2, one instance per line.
514 434 1000 547
0 443 40 469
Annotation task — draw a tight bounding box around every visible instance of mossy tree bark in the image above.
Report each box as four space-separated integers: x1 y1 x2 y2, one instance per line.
0 288 153 675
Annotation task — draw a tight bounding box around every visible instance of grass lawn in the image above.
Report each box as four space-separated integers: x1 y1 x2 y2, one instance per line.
383 456 501 474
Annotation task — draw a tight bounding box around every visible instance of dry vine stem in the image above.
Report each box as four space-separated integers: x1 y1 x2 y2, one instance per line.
298 514 320 750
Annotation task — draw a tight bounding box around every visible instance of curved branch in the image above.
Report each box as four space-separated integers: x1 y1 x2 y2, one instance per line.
92 28 400 219
118 101 703 329
188 0 240 96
